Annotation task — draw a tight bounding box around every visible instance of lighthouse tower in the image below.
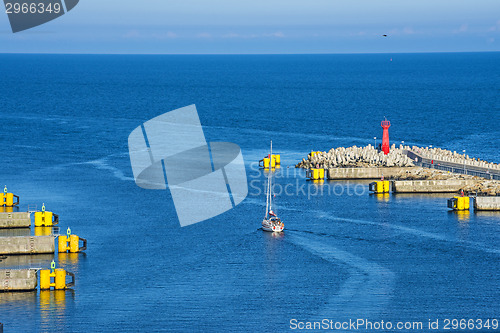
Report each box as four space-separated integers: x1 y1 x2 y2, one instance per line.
381 119 391 155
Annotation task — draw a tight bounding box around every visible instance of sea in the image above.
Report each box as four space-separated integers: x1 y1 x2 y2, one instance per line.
0 52 499 332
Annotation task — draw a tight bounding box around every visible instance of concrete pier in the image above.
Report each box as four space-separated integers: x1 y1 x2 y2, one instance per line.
0 269 38 291
327 167 412 180
0 236 55 255
392 180 477 193
474 197 500 211
0 212 31 228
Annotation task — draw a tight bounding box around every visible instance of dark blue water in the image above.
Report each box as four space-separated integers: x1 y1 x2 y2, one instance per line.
0 53 499 332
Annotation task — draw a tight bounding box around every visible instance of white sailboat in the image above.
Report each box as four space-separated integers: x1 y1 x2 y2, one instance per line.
262 140 284 233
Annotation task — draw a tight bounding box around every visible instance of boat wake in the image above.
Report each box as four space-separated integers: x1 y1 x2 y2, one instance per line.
85 157 134 182
287 232 395 325
257 202 500 255
318 214 500 256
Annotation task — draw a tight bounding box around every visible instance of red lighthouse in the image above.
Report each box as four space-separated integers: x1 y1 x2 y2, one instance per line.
381 119 391 155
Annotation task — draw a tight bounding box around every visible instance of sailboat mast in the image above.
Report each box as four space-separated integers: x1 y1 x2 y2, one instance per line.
265 141 271 218
265 170 269 218
269 140 273 212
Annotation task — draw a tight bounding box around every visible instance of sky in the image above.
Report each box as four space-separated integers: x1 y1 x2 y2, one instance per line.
0 0 499 54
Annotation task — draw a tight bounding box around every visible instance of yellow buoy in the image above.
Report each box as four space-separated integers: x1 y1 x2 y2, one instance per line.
54 269 67 290
40 269 51 290
448 196 470 211
382 180 390 193
369 180 390 193
58 235 69 253
260 156 277 169
34 211 58 227
307 168 325 180
58 233 87 253
1 193 19 207
69 235 80 253
39 268 75 290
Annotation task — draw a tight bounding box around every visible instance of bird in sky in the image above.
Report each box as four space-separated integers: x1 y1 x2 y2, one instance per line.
382 34 388 37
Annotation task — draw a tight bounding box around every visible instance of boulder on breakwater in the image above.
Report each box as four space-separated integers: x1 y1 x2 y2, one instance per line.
296 144 414 169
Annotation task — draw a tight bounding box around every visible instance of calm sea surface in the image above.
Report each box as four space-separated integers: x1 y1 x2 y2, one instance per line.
0 53 499 332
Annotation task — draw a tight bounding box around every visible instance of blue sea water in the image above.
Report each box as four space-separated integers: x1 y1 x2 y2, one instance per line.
0 53 499 332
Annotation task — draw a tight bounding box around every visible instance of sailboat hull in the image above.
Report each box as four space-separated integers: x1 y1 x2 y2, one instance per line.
262 219 284 232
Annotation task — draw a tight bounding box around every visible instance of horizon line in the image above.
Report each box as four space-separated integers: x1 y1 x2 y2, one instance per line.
0 50 499 56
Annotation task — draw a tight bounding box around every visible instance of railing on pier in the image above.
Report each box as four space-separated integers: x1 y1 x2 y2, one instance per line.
405 150 500 181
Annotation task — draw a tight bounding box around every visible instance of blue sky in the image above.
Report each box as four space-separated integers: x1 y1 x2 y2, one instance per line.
1 0 499 54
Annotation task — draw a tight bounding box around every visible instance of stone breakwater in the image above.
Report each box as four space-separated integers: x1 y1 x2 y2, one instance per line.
392 167 478 180
464 180 500 196
296 145 500 195
295 144 414 169
412 146 500 171
391 168 500 195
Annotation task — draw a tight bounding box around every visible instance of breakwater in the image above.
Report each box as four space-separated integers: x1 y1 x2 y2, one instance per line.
411 146 500 172
296 144 499 172
297 145 500 195
296 145 415 169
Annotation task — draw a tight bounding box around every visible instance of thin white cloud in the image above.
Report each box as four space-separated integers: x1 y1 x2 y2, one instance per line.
197 33 212 39
262 31 285 38
386 27 417 36
222 32 284 39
